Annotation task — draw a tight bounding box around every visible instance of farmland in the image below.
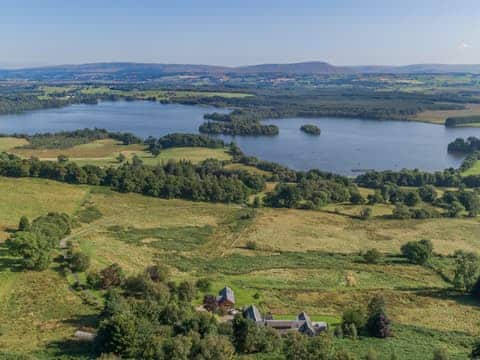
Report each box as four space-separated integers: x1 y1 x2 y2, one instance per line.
0 137 231 167
0 175 479 358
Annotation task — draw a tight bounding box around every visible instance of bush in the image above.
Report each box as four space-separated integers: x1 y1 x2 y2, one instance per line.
342 306 366 336
99 263 125 289
18 216 30 231
359 207 372 220
245 241 257 250
400 239 433 265
196 278 212 292
363 249 382 264
145 264 169 283
392 204 411 219
70 252 91 272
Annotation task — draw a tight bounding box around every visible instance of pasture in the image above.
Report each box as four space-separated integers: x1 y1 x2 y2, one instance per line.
0 177 479 358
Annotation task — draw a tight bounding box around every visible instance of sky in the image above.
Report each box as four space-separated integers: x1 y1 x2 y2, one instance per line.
1 0 479 68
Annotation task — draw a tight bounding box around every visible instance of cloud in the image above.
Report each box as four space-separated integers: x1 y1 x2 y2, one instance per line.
459 42 472 49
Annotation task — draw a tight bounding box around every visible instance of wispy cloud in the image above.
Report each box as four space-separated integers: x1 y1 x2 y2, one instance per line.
459 42 473 49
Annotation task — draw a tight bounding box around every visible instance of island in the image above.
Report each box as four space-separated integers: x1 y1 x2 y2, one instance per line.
300 124 321 135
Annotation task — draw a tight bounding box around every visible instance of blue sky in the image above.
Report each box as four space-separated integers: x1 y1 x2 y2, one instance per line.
1 0 479 67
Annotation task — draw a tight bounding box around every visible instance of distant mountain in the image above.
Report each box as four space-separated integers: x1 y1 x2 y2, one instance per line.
234 61 352 74
2 61 480 80
351 64 480 74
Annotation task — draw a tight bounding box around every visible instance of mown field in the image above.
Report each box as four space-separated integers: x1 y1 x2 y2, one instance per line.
412 103 480 124
462 160 480 176
0 176 479 359
0 137 231 166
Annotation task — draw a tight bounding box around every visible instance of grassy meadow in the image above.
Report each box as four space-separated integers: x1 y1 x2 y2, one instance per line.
0 137 231 167
412 103 480 124
0 175 479 358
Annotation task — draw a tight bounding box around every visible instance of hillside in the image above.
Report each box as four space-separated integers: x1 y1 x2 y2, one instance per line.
3 61 480 81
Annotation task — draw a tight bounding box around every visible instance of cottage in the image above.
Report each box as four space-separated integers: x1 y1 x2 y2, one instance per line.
217 286 235 308
243 305 327 336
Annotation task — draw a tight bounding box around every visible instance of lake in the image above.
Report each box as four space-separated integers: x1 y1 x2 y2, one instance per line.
1 101 480 175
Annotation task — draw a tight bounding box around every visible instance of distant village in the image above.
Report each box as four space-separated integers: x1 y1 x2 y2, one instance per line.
202 286 328 336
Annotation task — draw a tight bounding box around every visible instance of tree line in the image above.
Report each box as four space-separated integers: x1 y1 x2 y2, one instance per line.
445 116 480 128
146 133 225 156
0 153 264 204
3 128 142 149
448 136 480 153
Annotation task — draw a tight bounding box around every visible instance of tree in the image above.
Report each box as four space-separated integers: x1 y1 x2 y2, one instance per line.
18 216 30 231
70 252 91 272
57 154 69 163
404 191 420 207
366 311 392 338
6 231 52 270
363 249 382 264
145 264 169 283
401 239 433 265
447 201 464 218
116 153 126 163
342 306 366 336
232 315 257 353
453 250 479 292
471 339 480 359
419 185 437 203
99 263 125 289
360 207 373 220
196 278 212 292
197 335 235 360
177 281 196 302
392 204 411 219
366 295 392 338
283 332 309 360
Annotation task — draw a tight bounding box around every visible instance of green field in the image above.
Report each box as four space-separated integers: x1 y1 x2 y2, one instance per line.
0 176 479 358
0 137 232 166
462 160 480 176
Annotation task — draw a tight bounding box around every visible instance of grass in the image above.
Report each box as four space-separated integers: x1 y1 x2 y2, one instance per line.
79 87 252 100
0 137 29 152
1 177 480 358
462 160 480 176
412 103 480 124
0 245 97 357
236 207 480 255
2 137 232 166
0 177 89 241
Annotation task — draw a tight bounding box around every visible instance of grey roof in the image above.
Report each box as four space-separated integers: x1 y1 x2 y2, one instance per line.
218 286 235 304
299 321 315 336
264 320 305 329
243 305 263 322
297 312 311 323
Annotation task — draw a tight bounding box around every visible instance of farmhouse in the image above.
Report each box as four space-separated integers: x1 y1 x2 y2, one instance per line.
217 286 235 308
243 305 327 336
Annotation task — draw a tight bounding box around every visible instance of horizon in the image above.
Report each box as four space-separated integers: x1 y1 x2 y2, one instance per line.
1 0 479 68
2 60 480 71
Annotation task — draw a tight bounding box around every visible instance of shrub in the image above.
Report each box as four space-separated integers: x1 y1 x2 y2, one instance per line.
342 306 366 336
359 207 372 220
196 278 212 292
18 216 30 231
145 264 169 283
99 263 125 289
392 204 411 219
245 241 257 250
400 239 433 265
70 252 91 272
363 249 382 264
